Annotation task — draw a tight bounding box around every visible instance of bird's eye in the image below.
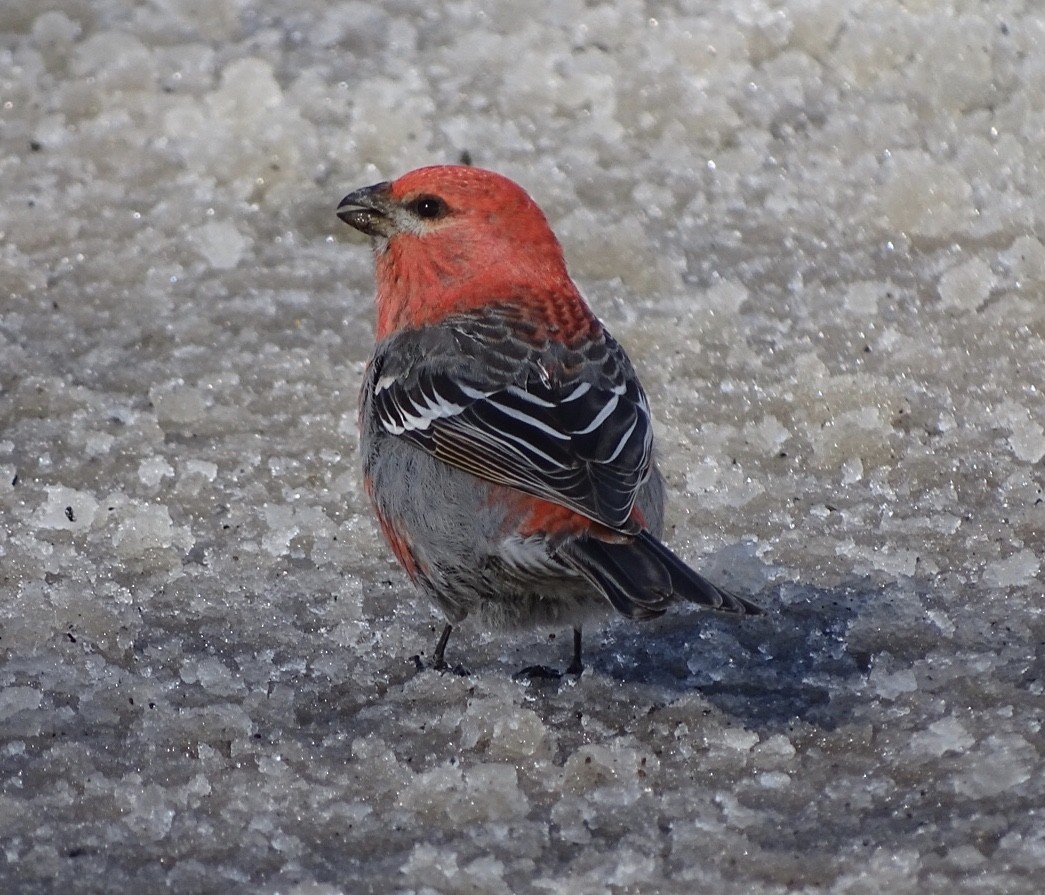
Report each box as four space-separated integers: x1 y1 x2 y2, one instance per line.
408 195 449 220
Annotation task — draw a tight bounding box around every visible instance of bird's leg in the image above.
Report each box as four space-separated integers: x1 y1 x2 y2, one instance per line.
514 627 584 681
424 623 469 675
432 623 453 670
565 626 584 676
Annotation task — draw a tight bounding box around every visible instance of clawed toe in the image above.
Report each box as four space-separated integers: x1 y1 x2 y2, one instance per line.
410 654 470 676
513 664 563 681
431 657 471 676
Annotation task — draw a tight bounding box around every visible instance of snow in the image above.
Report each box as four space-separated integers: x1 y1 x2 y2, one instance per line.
2 1 1043 893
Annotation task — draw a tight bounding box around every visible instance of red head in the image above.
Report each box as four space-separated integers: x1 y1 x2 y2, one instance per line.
338 165 597 342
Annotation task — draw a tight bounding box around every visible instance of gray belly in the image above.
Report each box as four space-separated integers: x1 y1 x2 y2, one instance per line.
362 429 665 630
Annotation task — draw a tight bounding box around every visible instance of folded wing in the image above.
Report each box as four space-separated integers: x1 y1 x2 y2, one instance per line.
369 310 654 533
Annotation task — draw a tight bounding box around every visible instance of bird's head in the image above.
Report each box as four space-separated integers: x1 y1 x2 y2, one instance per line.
338 166 589 339
338 164 559 248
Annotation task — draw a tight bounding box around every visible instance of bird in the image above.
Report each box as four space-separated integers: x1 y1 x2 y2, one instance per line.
337 164 760 676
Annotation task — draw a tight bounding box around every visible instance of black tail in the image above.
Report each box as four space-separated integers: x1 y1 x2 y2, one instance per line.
561 530 762 620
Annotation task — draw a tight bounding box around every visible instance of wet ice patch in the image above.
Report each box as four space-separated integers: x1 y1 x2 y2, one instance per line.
982 549 1040 589
998 401 1045 463
906 716 975 758
138 457 174 488
33 485 99 532
398 763 529 824
953 734 1035 799
112 502 193 558
937 257 994 312
192 220 253 270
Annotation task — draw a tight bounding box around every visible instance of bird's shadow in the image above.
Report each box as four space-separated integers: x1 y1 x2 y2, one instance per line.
586 580 892 731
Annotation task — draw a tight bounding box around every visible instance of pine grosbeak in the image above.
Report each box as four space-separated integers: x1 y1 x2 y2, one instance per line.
338 165 760 676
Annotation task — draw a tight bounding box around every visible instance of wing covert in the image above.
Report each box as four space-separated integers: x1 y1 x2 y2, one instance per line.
368 312 655 532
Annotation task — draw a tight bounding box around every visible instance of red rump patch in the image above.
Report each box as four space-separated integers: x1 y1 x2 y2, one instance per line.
493 488 634 544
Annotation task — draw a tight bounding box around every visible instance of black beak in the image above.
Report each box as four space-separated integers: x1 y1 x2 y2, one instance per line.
336 181 395 237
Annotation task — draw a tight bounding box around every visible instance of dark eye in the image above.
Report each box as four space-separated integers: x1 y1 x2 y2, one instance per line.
408 195 449 220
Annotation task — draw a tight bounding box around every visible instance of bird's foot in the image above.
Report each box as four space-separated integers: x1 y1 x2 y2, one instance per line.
410 654 470 676
513 664 561 681
564 657 584 677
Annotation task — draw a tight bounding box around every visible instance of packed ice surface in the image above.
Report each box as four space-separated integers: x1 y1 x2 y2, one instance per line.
1 0 1043 892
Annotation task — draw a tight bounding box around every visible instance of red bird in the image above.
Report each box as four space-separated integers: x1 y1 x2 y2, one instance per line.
338 165 759 676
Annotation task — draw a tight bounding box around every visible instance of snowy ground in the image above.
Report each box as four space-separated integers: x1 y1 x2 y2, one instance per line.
2 1 1043 892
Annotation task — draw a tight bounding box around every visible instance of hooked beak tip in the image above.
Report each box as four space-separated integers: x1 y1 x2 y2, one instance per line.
336 181 393 236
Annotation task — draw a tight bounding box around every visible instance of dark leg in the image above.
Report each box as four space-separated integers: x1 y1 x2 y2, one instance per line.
565 626 583 676
514 627 584 681
432 623 453 671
